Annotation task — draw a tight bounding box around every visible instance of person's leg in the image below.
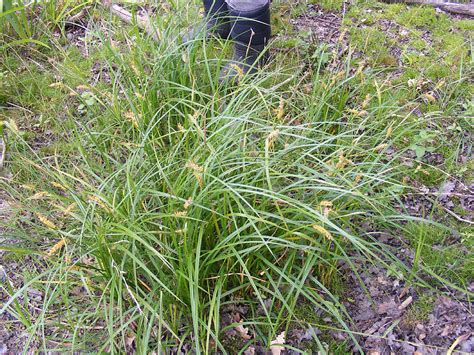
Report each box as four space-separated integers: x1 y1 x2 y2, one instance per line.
182 0 230 43
226 0 269 12
220 0 271 81
203 0 231 37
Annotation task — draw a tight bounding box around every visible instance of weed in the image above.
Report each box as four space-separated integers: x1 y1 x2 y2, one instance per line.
0 0 472 352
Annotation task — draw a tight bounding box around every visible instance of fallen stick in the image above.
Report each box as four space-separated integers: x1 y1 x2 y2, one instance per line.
100 0 160 41
380 0 474 16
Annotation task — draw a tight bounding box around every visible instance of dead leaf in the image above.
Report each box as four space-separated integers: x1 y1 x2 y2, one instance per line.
270 331 286 355
398 296 413 310
235 321 251 340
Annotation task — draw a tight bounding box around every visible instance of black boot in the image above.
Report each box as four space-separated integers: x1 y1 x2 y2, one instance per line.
219 1 271 83
182 0 231 43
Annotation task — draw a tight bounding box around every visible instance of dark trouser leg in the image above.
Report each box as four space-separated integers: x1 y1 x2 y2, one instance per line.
182 0 230 43
203 0 230 38
220 0 271 82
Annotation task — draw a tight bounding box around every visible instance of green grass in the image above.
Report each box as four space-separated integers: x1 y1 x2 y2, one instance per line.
1 0 473 353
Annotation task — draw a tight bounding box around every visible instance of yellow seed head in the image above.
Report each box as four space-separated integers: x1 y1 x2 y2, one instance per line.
362 94 371 108
125 111 139 128
335 153 352 170
174 210 187 217
36 213 57 230
374 143 389 152
312 225 333 241
183 197 193 210
186 161 203 173
51 182 67 191
88 195 112 213
319 200 333 208
276 97 285 121
320 201 333 218
46 238 66 257
266 129 280 150
29 191 50 200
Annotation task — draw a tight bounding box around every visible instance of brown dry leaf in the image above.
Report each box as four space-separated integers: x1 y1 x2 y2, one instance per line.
36 213 57 230
46 238 66 257
270 331 286 355
235 321 251 340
